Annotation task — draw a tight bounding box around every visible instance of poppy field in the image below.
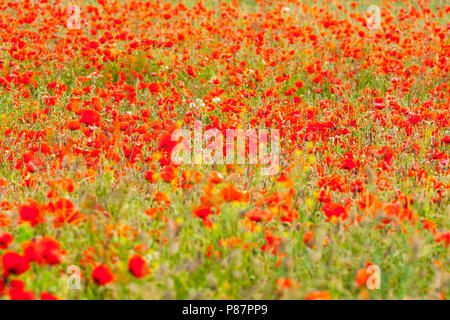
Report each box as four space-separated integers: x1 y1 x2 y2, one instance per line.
0 0 448 300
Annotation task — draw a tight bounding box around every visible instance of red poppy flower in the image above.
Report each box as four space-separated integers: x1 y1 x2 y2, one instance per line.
303 231 314 246
276 277 299 291
322 202 348 221
186 65 196 78
40 292 58 300
157 124 179 153
145 170 157 183
192 204 214 228
22 236 63 266
67 120 81 130
294 80 304 88
2 252 30 277
160 166 175 182
305 290 331 300
48 198 83 228
208 171 223 184
192 204 212 219
8 279 35 300
128 255 149 278
0 232 13 249
379 146 394 164
219 184 248 202
260 232 282 255
148 82 160 93
18 201 45 227
355 268 370 288
92 264 114 285
435 232 449 247
245 209 271 222
79 109 101 126
340 153 358 171
0 277 4 296
442 135 450 145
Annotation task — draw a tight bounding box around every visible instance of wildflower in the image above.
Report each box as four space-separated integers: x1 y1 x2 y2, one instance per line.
305 290 332 300
435 232 449 247
260 232 282 255
18 200 45 227
208 171 223 184
322 202 348 221
145 170 157 183
0 232 13 249
245 209 272 222
303 231 314 247
8 279 35 300
48 198 83 228
294 80 303 88
40 292 59 300
160 166 176 182
92 264 114 285
67 120 81 130
340 153 358 171
21 236 63 265
79 109 101 126
355 268 370 288
0 277 4 296
192 204 213 228
276 278 299 291
128 255 149 278
2 252 30 277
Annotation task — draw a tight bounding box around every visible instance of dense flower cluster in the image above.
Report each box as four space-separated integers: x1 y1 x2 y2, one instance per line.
0 0 448 299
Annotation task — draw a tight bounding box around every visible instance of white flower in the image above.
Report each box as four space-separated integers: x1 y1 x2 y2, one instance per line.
196 98 205 108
